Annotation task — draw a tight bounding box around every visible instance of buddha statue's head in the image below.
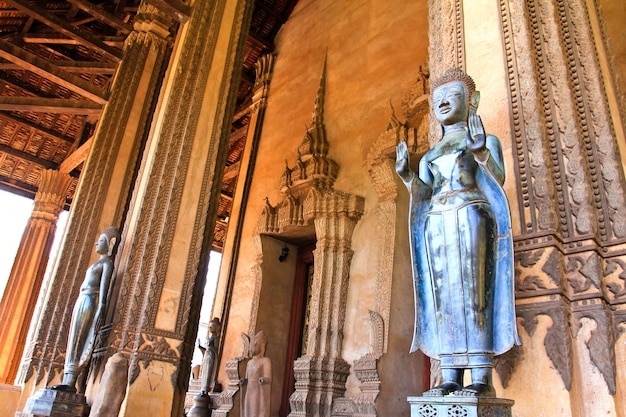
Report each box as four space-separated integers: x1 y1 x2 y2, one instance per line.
431 68 479 126
97 226 120 257
250 331 267 357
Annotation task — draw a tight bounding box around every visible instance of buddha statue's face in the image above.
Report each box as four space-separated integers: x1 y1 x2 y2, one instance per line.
432 81 469 126
95 234 109 254
249 334 266 357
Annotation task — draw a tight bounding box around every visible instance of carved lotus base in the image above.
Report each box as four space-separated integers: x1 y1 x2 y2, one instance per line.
19 387 89 417
408 396 514 417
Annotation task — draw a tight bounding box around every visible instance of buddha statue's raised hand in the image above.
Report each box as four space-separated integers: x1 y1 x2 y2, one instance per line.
467 112 486 153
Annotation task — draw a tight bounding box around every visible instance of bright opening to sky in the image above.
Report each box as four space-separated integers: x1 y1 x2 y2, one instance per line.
0 191 35 297
0 190 70 300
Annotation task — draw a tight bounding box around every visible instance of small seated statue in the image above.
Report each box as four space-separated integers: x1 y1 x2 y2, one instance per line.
56 226 120 392
243 331 272 417
396 68 519 397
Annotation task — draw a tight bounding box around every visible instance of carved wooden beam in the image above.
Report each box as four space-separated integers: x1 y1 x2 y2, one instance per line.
0 97 102 114
232 104 251 123
229 125 248 145
247 32 274 52
0 39 108 104
223 161 241 181
19 33 125 48
65 0 133 34
0 175 38 198
220 192 234 202
4 0 123 62
0 142 58 170
59 137 92 174
0 60 117 74
0 112 77 143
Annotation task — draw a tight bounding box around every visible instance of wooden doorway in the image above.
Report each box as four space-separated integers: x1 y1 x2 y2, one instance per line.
279 243 315 417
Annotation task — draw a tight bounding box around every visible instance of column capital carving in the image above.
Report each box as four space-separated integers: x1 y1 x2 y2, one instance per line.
252 53 276 111
31 169 73 221
131 3 177 42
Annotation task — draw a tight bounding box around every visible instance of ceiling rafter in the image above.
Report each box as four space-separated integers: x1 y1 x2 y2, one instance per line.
0 96 102 114
0 0 302 251
247 31 274 52
0 39 108 104
0 174 39 198
18 32 125 48
0 60 117 74
223 160 241 181
59 136 91 173
65 0 133 34
4 0 123 62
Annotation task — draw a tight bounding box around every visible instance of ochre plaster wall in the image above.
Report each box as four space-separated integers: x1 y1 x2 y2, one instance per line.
219 0 429 416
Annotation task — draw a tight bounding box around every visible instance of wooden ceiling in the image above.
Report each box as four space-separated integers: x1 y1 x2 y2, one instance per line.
0 0 299 251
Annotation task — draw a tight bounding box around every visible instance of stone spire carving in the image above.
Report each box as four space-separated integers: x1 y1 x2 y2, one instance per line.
255 56 364 417
280 57 338 196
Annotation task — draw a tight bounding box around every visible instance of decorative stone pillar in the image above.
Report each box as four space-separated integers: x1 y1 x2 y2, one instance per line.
209 53 276 417
16 2 177 404
494 1 626 415
0 169 72 384
214 53 276 336
105 0 255 415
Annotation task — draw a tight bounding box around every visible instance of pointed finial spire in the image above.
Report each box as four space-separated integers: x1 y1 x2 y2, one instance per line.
387 100 401 130
311 50 327 127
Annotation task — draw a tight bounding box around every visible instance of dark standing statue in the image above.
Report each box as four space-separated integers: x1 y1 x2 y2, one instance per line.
59 226 120 392
197 317 221 394
396 68 519 397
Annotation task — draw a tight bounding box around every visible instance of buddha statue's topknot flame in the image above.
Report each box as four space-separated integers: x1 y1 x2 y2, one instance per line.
431 68 476 99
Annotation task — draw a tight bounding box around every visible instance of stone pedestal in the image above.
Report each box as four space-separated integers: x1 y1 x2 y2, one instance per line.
408 396 514 417
19 388 89 417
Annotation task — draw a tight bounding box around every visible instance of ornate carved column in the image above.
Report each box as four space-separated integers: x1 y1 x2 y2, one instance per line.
496 0 626 414
106 0 254 415
0 169 72 384
214 53 276 336
17 2 177 401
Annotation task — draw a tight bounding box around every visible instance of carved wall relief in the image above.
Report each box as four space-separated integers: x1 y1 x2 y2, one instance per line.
571 300 616 395
331 311 384 417
499 0 626 403
254 59 364 417
516 301 573 390
428 0 464 143
365 68 429 356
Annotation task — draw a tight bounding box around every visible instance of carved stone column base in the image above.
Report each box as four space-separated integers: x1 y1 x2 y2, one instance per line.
19 388 89 417
188 393 213 417
408 396 514 417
